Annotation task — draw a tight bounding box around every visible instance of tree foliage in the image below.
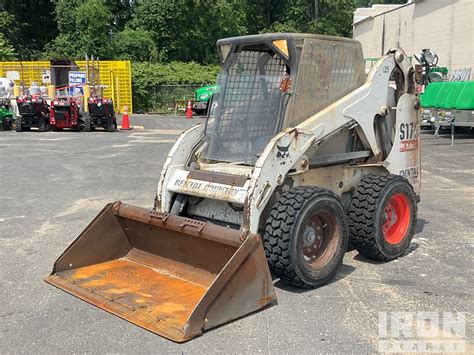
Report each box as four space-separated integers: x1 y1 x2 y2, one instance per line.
132 61 220 111
112 28 158 62
0 0 406 110
0 33 17 61
43 0 113 59
0 1 57 59
1 0 406 62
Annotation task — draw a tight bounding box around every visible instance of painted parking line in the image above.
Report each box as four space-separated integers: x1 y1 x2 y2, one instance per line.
117 125 145 129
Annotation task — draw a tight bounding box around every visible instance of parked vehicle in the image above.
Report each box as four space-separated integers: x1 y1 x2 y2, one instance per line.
192 85 219 115
16 96 50 132
50 97 84 131
84 97 117 132
46 33 420 342
0 98 14 130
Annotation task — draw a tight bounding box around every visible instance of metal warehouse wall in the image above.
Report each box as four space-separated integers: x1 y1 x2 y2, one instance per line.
353 0 474 77
0 60 132 113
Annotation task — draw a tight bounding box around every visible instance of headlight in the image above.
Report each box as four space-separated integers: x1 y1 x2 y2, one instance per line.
199 94 208 100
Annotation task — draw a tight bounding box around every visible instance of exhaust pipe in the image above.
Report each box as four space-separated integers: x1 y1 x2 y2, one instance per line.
45 202 276 342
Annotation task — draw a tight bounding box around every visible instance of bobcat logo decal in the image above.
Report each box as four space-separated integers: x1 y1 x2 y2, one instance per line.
276 143 290 164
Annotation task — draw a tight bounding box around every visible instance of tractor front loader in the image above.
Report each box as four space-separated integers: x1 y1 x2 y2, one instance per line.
46 34 420 342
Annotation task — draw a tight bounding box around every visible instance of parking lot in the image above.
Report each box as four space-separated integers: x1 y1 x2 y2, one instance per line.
0 116 472 353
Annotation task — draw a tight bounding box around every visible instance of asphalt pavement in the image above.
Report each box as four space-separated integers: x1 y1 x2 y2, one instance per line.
0 116 472 353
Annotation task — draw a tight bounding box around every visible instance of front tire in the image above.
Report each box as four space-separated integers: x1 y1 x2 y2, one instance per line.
264 187 349 288
349 174 417 261
2 117 12 130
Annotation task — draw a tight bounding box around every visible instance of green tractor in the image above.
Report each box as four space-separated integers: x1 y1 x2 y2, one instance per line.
192 85 219 115
0 98 14 130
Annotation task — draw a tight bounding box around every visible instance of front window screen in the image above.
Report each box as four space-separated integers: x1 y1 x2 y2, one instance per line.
203 49 287 165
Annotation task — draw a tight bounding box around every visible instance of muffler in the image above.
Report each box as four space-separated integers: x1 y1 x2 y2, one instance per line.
45 202 276 342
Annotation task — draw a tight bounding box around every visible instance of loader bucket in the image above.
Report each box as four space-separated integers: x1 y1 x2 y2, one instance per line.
45 202 276 342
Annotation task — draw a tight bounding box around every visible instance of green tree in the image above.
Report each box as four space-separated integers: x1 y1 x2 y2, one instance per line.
131 0 190 61
104 0 135 30
0 33 17 61
307 0 361 37
0 11 19 46
260 0 407 37
44 0 113 59
112 28 158 62
1 0 57 59
75 0 113 58
192 0 247 63
131 0 247 63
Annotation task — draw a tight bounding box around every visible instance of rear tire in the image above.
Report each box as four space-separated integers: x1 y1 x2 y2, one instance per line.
263 187 349 288
15 117 22 132
84 115 91 132
2 117 12 130
349 174 417 261
107 117 116 132
38 116 46 132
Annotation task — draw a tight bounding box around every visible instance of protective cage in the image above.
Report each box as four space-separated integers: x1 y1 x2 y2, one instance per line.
204 55 287 164
202 33 366 165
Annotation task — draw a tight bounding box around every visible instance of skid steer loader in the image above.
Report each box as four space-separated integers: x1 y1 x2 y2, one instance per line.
46 33 420 342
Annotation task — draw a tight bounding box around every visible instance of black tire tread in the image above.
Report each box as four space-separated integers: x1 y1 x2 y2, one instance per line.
349 174 415 261
84 115 91 132
38 116 46 132
15 116 22 132
263 187 341 288
2 116 12 130
107 116 116 132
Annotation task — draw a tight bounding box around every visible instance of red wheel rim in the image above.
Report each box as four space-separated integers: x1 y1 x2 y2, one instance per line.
382 193 411 245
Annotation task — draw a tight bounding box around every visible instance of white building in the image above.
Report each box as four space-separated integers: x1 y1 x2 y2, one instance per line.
353 0 473 77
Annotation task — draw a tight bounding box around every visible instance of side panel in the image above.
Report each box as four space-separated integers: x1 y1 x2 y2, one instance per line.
167 169 249 205
287 38 366 127
384 94 421 197
156 124 204 211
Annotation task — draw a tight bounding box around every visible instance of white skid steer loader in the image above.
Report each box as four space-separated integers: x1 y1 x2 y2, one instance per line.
46 33 421 342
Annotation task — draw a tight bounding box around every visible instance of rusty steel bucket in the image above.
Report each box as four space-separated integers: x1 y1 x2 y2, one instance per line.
45 201 276 342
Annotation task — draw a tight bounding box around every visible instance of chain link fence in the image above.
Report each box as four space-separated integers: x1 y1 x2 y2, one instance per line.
134 84 209 114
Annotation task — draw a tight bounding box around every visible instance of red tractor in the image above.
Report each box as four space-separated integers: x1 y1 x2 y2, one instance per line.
15 95 50 132
50 97 84 131
84 97 117 132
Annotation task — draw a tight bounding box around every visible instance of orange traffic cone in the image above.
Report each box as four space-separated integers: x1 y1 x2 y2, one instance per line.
186 100 193 119
121 105 131 130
